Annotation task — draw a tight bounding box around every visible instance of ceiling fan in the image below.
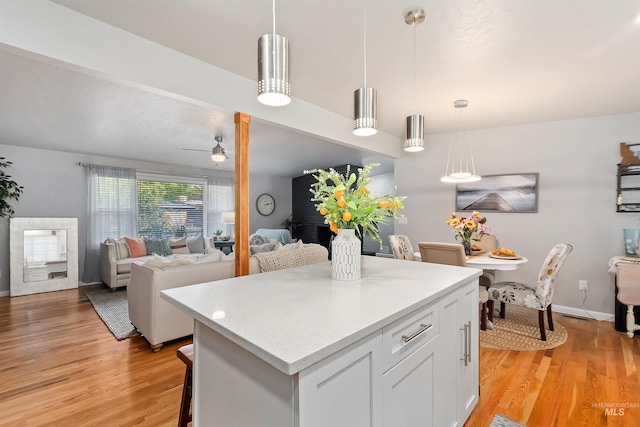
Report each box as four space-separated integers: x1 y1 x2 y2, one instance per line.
182 135 230 162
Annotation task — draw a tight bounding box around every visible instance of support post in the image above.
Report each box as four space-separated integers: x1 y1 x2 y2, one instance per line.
234 112 251 276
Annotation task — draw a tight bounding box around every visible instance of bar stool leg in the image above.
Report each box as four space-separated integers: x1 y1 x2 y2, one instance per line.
177 344 194 427
178 365 192 427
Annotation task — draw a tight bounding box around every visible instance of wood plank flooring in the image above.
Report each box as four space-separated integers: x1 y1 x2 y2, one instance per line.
1 285 639 426
0 285 189 427
466 313 640 427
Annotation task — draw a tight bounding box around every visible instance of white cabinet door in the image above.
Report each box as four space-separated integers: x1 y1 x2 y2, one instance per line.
383 334 439 427
436 279 479 427
457 281 479 421
298 331 383 427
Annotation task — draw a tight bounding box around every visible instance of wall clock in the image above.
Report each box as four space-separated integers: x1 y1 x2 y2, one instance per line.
256 193 276 216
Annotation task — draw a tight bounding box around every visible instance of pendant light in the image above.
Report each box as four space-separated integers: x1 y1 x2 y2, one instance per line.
257 0 290 106
440 100 481 183
353 4 377 136
404 9 425 152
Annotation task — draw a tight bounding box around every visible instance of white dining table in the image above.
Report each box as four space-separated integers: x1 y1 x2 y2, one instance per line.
465 252 528 271
412 251 528 271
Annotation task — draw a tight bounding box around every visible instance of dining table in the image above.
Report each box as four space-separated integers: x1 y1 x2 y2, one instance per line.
412 250 528 271
465 252 528 271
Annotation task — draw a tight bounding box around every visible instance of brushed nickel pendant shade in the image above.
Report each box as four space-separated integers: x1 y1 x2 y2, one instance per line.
405 114 424 152
257 0 291 106
441 100 481 183
353 87 377 136
353 6 377 136
404 9 426 152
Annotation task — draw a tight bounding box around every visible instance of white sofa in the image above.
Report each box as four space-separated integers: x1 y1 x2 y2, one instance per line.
128 244 329 351
100 236 209 290
100 242 157 290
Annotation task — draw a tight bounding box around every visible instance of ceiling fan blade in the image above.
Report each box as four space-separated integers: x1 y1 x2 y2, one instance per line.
181 148 210 152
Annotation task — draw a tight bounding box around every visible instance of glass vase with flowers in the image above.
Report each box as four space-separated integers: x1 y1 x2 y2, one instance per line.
445 211 490 255
305 163 405 280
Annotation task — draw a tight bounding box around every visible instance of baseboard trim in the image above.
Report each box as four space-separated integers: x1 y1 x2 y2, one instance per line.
0 290 9 297
553 304 614 322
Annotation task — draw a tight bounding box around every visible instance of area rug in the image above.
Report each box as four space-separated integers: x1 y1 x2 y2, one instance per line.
85 288 139 340
480 305 567 351
490 414 527 426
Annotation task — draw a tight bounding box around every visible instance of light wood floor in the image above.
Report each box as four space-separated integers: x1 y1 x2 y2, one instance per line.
1 285 639 427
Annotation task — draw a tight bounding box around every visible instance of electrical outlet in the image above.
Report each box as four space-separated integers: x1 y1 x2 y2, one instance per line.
579 280 588 291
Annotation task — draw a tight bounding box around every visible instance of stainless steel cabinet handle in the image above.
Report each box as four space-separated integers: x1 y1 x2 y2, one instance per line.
460 323 469 366
466 320 472 363
402 323 432 343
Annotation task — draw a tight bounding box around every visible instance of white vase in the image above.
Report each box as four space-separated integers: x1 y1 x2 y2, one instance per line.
332 228 361 281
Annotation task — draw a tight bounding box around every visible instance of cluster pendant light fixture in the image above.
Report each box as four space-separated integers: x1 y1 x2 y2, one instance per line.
441 100 481 183
257 0 291 106
353 4 377 136
404 9 426 152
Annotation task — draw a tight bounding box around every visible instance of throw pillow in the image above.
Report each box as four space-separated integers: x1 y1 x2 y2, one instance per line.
187 234 205 253
250 241 278 255
275 240 304 251
169 236 190 254
143 237 172 257
124 237 147 258
106 237 131 260
249 234 266 246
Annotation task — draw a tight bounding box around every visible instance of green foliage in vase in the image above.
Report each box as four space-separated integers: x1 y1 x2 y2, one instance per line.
0 157 24 218
304 163 405 246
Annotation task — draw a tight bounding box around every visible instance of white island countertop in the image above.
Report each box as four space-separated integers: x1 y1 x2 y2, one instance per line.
162 256 481 375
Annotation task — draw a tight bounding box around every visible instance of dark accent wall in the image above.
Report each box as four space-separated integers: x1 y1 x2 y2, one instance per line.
292 164 362 248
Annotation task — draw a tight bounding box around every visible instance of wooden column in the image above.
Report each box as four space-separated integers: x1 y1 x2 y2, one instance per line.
234 112 251 276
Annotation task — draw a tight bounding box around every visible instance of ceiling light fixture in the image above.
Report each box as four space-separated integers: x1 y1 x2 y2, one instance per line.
404 8 426 152
257 0 290 106
211 136 227 163
440 100 481 183
353 4 377 136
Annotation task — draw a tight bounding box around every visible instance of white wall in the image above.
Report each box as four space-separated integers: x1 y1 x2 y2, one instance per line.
394 111 640 316
0 143 290 295
249 174 293 232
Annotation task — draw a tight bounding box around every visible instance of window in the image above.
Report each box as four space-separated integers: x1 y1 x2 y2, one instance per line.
83 166 234 282
137 175 205 240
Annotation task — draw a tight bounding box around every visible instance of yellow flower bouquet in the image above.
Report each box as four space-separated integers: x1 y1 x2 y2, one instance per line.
304 163 405 246
445 211 489 253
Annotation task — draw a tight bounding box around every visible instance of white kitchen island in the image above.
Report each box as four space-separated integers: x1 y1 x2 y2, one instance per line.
162 256 481 427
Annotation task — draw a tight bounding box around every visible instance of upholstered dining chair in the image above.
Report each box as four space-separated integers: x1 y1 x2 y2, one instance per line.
487 243 573 341
389 235 418 261
478 234 497 252
418 242 495 330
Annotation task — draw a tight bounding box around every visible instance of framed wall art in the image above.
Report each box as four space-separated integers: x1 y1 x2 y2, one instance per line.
455 173 539 213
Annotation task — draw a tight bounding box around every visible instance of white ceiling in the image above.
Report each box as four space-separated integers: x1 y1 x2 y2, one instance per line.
2 0 640 177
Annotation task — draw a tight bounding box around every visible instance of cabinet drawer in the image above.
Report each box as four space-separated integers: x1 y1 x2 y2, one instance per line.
382 303 439 372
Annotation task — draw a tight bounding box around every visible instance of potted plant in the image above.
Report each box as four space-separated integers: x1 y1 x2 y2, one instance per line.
0 157 23 218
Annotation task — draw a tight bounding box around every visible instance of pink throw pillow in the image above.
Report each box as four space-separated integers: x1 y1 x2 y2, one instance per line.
124 237 147 258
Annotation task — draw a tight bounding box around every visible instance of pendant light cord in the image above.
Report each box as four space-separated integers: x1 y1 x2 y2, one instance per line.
412 21 416 114
363 5 367 88
272 0 276 37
